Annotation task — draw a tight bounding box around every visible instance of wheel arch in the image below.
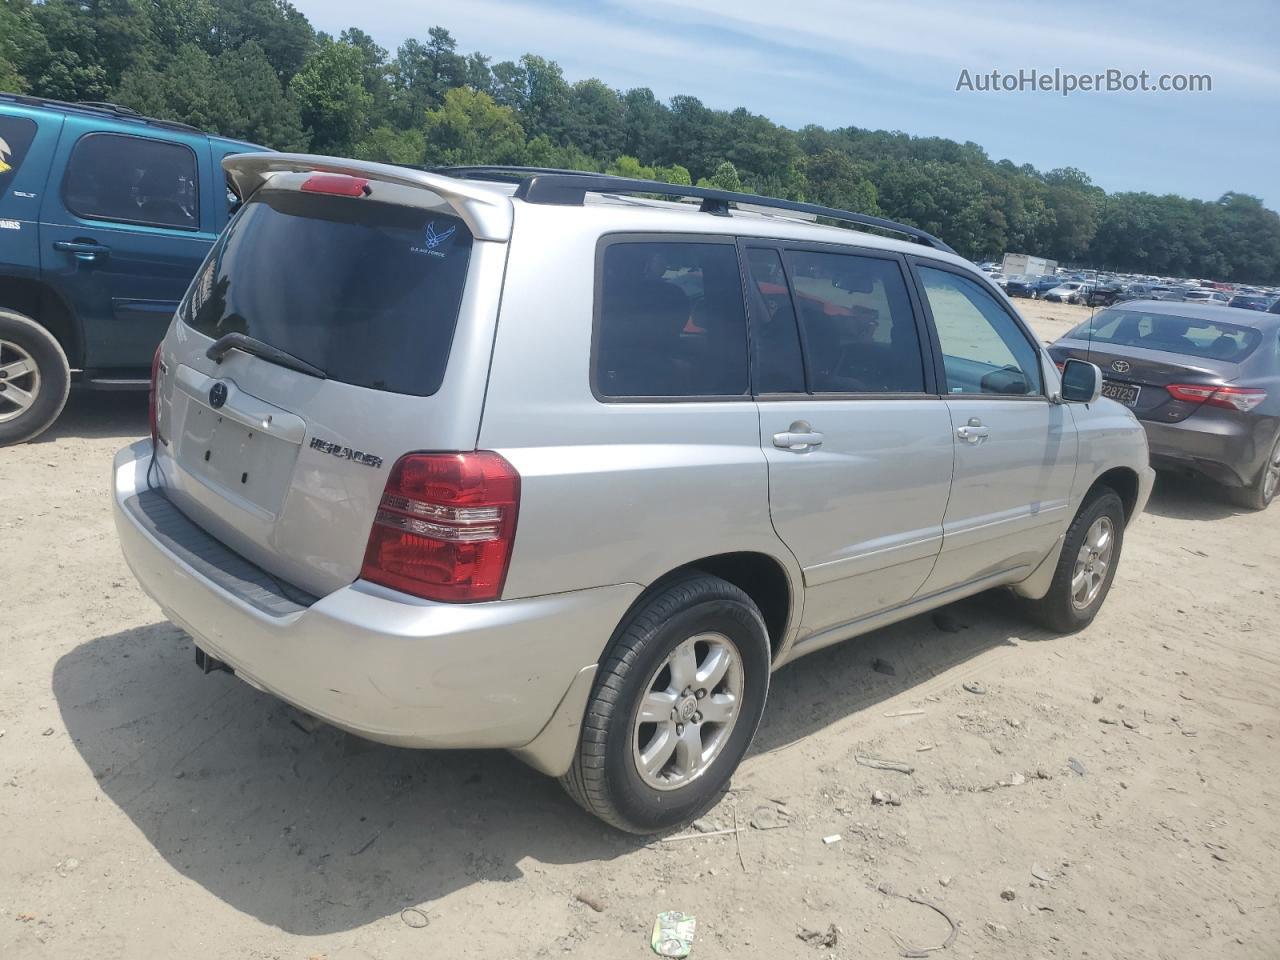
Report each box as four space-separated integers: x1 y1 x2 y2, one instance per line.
1093 466 1140 523
627 551 799 665
0 278 81 369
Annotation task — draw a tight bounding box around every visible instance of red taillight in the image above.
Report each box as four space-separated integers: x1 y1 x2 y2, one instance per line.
149 345 162 444
300 174 370 197
1166 383 1267 412
360 452 521 603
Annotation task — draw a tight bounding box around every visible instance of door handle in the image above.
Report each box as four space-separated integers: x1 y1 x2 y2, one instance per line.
773 421 824 451
53 240 109 262
956 417 990 444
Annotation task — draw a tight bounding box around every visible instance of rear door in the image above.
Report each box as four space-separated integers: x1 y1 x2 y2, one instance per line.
40 118 218 375
911 260 1077 595
153 174 503 598
744 239 955 637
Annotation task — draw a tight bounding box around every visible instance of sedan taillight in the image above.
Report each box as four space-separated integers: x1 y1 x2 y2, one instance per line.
1166 383 1267 412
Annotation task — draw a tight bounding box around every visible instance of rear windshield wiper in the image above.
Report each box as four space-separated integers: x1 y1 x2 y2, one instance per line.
205 332 327 379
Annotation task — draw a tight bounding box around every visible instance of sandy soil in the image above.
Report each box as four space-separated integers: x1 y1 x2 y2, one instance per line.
2 299 1278 959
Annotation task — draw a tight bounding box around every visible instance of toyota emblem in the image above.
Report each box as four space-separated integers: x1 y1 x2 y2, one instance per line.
1111 360 1131 373
208 382 228 409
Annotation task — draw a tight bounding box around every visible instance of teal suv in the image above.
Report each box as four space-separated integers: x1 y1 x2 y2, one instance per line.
0 94 267 444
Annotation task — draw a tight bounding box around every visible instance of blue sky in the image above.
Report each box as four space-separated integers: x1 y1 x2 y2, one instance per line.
297 0 1280 208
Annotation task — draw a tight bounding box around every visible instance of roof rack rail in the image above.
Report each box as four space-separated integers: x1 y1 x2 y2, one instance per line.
0 93 204 134
430 165 956 254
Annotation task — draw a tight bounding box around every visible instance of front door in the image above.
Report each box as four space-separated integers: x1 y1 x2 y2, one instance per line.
40 122 217 375
911 261 1077 594
743 241 955 640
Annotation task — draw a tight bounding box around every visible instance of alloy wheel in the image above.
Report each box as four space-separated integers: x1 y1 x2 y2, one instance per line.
631 632 745 791
0 339 41 424
1070 516 1114 610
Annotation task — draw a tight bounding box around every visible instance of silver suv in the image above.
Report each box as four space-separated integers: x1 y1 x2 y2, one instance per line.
112 156 1153 833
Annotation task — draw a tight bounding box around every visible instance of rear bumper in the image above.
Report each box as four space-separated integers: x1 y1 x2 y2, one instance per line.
1141 412 1274 488
112 439 639 753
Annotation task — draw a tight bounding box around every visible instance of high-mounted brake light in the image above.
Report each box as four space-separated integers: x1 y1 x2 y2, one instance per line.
1166 383 1267 412
300 174 370 197
360 452 520 602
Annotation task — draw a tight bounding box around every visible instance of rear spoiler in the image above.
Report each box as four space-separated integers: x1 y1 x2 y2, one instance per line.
222 153 514 242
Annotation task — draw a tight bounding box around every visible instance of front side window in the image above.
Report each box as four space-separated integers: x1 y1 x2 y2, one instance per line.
63 133 198 229
596 241 748 398
0 116 38 194
784 250 926 394
918 265 1043 396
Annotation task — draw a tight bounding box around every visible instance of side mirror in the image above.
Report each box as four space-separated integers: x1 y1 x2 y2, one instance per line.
1060 358 1103 403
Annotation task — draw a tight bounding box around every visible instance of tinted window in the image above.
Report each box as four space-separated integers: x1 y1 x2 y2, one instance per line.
596 241 748 398
63 133 198 229
0 116 38 194
785 250 925 393
183 190 472 396
744 247 804 393
1067 308 1262 363
918 265 1043 396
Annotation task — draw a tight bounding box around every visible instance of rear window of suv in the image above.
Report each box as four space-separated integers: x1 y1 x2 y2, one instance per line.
1069 308 1262 363
183 190 472 396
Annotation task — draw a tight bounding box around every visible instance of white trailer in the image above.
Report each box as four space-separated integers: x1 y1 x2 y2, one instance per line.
1002 253 1058 277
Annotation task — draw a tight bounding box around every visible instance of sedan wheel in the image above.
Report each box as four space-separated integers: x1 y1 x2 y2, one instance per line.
1229 434 1280 510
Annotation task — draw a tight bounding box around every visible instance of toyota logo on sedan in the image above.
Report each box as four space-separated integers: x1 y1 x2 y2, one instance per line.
1111 360 1131 373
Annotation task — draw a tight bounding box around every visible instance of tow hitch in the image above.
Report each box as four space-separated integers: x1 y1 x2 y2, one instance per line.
194 646 232 675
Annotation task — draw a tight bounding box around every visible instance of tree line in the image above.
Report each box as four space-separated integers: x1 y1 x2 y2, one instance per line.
3 0 1278 282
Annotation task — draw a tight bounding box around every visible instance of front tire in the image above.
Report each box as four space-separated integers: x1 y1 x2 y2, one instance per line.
1228 435 1280 511
560 574 771 834
1022 488 1125 634
0 309 71 446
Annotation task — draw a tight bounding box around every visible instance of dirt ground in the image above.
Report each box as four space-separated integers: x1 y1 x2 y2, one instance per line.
2 299 1278 960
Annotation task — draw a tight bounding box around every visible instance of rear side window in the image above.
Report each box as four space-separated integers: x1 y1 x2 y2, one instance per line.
596 241 748 398
784 250 926 393
63 133 198 229
0 116 38 194
184 190 472 397
1069 309 1262 363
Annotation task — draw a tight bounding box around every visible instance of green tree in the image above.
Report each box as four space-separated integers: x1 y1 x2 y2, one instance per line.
290 37 373 154
697 160 743 193
355 124 425 164
216 41 307 149
114 44 234 133
564 78 624 162
803 150 879 214
207 0 315 80
420 86 525 166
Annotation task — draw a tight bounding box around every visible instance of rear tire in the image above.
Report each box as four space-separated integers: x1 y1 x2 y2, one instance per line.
560 574 771 834
1022 488 1126 634
1227 435 1280 511
0 309 70 446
